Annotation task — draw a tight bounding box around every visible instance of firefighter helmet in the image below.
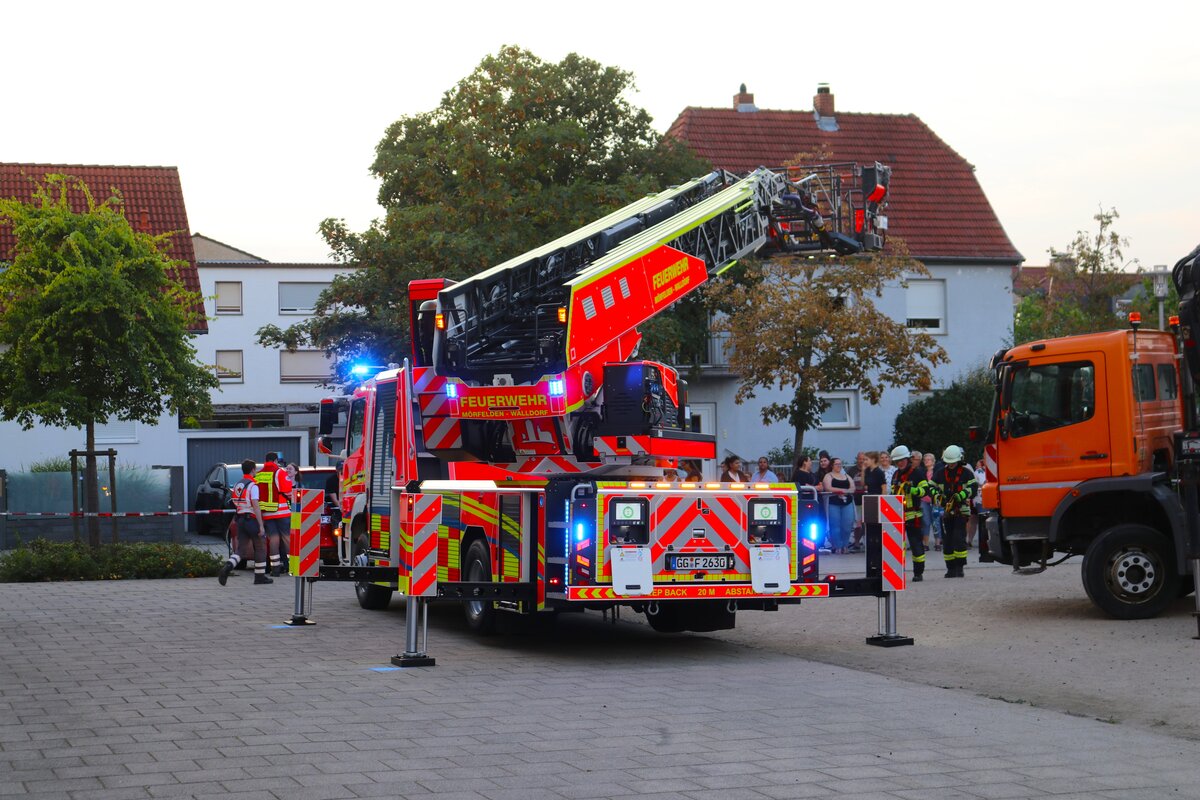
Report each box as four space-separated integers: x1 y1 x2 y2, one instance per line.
942 445 963 464
889 445 911 460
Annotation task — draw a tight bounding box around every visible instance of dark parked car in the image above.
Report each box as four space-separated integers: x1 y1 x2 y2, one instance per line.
193 462 261 536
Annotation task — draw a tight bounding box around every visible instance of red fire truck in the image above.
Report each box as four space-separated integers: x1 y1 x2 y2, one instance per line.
316 164 893 633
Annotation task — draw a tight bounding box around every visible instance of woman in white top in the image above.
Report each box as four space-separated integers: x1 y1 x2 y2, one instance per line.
750 457 779 482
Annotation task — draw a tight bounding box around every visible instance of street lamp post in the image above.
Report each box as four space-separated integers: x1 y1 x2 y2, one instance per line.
1153 264 1169 330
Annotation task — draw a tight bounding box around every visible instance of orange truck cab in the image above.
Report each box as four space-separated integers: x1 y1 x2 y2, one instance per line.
980 326 1199 619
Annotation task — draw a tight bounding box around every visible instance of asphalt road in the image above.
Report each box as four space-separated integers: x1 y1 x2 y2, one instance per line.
177 534 1200 741
665 552 1200 741
6 554 1200 799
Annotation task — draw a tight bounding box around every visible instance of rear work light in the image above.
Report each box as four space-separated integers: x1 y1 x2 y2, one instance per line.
557 306 568 324
435 313 446 330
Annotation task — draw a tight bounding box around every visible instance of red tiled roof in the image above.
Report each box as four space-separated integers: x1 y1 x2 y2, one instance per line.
666 107 1023 263
0 163 206 333
1013 265 1051 296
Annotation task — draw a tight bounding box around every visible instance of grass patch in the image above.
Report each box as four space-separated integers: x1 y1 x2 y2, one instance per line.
0 538 222 582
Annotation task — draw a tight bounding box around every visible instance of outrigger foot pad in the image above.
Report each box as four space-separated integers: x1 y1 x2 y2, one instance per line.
865 634 914 648
391 654 436 668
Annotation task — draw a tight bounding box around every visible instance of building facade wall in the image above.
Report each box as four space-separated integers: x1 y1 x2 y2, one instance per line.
200 263 351 406
685 263 1013 465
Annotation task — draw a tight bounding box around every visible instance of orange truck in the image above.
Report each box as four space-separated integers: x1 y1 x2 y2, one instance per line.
313 164 898 634
978 246 1200 622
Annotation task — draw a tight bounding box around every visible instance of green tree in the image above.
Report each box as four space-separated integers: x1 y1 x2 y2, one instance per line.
892 366 994 465
1014 207 1138 343
0 176 216 546
259 45 708 375
710 240 949 455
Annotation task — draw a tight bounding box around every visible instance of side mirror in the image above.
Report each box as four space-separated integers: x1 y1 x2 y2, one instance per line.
208 479 223 489
318 399 339 436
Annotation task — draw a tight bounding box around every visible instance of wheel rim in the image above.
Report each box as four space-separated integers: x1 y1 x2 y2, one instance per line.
1106 546 1163 600
466 556 487 619
353 553 370 599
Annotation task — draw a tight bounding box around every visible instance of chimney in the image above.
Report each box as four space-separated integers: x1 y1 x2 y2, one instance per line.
138 208 150 231
813 83 834 117
733 83 757 112
813 83 838 131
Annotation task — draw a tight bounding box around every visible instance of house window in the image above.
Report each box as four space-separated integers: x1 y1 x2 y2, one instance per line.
215 350 243 383
906 280 946 334
214 281 242 315
278 282 329 314
94 417 137 443
280 350 332 384
816 390 859 429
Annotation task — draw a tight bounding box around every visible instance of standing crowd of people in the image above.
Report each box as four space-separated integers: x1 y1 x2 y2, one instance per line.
790 445 993 579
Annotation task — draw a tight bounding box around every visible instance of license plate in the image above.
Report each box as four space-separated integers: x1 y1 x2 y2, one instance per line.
320 515 331 524
667 553 734 571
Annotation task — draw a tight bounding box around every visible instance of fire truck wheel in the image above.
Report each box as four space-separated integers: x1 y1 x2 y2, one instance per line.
1082 524 1180 620
463 539 497 634
355 580 394 610
681 600 737 632
644 602 686 633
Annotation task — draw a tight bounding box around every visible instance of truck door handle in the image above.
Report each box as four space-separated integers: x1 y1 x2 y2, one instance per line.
1080 452 1108 460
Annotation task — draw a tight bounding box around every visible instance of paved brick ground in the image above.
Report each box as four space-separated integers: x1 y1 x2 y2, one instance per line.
2 576 1199 799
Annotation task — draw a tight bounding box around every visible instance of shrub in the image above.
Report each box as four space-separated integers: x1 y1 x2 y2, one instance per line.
0 539 223 582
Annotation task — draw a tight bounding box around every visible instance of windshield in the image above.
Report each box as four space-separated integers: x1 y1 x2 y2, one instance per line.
1006 360 1095 437
297 470 339 496
296 470 336 490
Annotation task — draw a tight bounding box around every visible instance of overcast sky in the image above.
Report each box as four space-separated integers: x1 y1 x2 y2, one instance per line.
6 1 1197 272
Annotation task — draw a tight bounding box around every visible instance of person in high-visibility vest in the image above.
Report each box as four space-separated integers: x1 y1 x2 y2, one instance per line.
888 445 930 581
217 460 271 585
255 452 293 577
933 445 977 578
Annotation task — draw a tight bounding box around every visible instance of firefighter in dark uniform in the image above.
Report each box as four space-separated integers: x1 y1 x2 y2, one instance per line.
888 445 930 581
934 445 977 578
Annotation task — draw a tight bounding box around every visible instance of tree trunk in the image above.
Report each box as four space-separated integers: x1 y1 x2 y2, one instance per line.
85 420 100 548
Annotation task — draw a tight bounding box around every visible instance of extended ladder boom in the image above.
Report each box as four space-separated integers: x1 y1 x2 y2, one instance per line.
433 163 889 385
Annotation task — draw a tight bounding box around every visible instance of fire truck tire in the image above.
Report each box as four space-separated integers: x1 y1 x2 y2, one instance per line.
681 600 737 632
645 602 686 633
1081 524 1180 620
355 579 394 610
463 539 497 634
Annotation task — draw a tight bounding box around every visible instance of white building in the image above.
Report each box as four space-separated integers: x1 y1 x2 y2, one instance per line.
666 86 1023 464
191 233 352 429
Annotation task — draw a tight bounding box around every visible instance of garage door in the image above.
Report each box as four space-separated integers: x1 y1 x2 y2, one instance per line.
186 435 304 532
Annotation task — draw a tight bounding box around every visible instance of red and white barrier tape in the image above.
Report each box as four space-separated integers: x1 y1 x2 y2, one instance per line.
2 509 237 518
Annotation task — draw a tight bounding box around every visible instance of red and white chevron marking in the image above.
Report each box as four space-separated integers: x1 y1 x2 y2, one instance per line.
289 489 324 578
409 495 441 597
879 494 906 592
